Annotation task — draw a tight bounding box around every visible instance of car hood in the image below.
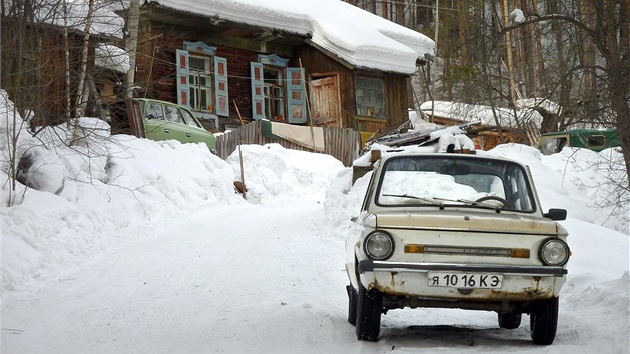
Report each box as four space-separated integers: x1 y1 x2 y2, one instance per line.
373 210 559 235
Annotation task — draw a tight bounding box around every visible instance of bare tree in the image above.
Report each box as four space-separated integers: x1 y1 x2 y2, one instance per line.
1 0 126 205
494 1 630 183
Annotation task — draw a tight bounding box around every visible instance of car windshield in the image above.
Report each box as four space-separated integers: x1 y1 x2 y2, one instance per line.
375 155 536 213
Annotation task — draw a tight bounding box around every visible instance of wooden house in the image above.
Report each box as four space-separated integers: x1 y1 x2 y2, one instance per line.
0 2 125 126
129 0 434 142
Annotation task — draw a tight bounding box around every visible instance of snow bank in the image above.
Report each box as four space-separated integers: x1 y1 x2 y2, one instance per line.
225 143 345 204
1 91 345 293
485 144 628 232
1 96 246 292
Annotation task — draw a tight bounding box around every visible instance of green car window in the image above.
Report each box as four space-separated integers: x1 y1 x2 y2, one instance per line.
180 108 202 128
146 102 165 120
165 105 185 124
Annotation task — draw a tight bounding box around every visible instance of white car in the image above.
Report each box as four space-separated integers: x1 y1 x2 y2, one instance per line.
345 152 570 345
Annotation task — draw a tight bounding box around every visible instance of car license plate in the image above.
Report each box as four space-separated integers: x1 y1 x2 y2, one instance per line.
427 272 503 289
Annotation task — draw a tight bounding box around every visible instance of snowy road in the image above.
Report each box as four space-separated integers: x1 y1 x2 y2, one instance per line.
2 199 628 353
3 199 353 353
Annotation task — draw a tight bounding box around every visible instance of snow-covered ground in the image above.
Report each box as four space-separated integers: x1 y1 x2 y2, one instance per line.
1 95 629 353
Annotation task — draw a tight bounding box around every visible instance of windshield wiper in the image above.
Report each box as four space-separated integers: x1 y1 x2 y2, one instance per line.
381 194 444 208
433 197 502 212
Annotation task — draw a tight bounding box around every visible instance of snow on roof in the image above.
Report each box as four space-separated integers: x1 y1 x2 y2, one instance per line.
95 45 130 73
146 0 435 74
420 100 543 128
35 1 124 38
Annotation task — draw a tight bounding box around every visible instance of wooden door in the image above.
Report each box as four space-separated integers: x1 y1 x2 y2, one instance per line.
310 75 341 127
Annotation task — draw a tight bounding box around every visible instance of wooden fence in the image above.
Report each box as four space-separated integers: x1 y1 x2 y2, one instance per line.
215 121 362 166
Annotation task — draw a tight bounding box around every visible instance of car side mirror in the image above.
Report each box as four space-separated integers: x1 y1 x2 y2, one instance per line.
350 216 358 222
544 208 567 221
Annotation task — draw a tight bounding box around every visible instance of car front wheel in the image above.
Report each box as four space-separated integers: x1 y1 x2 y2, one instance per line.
498 312 522 329
530 297 559 345
356 283 382 341
347 285 357 326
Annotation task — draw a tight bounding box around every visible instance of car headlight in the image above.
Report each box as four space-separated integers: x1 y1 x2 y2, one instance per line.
539 238 570 266
364 231 394 260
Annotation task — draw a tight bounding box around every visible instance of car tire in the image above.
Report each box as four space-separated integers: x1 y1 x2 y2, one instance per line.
530 297 559 345
356 283 382 341
498 312 522 329
347 285 358 326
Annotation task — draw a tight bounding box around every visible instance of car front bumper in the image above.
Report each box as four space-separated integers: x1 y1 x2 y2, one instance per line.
358 260 566 301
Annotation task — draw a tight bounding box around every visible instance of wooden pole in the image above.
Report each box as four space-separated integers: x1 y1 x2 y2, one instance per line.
298 58 317 152
233 100 247 199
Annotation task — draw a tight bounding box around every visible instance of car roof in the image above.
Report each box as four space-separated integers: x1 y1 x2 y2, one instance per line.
377 151 528 168
379 151 512 161
135 98 178 105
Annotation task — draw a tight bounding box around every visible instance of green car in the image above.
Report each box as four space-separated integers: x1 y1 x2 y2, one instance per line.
136 98 216 152
539 129 619 155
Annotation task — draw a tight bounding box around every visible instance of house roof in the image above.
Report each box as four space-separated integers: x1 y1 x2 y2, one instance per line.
95 45 130 73
144 0 435 74
38 1 124 38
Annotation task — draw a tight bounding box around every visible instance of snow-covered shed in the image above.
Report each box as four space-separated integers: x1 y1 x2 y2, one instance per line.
419 100 546 149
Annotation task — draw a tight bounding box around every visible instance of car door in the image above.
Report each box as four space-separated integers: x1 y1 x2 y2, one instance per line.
178 106 216 148
161 103 193 143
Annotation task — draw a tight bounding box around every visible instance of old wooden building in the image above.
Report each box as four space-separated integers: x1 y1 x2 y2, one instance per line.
0 2 125 126
129 0 434 142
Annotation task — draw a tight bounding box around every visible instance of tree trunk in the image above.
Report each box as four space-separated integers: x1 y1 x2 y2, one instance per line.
73 0 95 119
63 0 71 119
579 0 598 125
609 72 630 183
520 0 535 97
381 0 387 19
396 0 405 26
500 0 516 105
550 1 571 130
69 0 95 147
531 0 545 95
126 0 141 98
456 1 469 67
601 0 630 182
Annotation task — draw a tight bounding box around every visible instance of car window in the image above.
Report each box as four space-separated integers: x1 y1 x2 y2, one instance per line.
587 135 606 147
165 105 185 124
146 102 165 120
541 136 568 154
509 167 535 211
375 156 536 213
180 108 202 128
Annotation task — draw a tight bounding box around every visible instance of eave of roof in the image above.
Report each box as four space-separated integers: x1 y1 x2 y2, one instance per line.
142 0 434 74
